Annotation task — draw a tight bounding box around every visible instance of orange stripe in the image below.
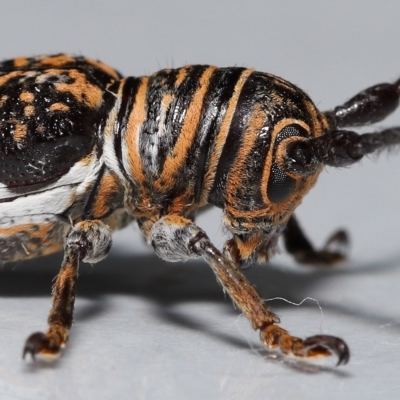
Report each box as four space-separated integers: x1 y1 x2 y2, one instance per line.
13 57 29 68
0 71 22 87
125 77 150 184
19 92 34 102
155 66 217 189
38 54 76 67
201 69 253 202
225 103 266 209
175 67 189 87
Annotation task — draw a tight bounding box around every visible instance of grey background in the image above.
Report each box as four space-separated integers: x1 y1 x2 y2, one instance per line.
1 1 400 399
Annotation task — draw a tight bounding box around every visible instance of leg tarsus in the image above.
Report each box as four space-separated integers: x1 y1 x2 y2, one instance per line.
23 326 67 361
303 335 350 366
23 332 50 360
260 325 350 366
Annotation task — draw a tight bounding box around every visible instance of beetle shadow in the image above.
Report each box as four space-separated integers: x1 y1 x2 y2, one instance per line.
1 248 400 374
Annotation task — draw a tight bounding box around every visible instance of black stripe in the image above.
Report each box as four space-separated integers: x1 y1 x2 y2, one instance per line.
208 71 263 207
180 67 247 203
139 65 210 179
194 68 247 201
83 164 106 219
271 78 312 122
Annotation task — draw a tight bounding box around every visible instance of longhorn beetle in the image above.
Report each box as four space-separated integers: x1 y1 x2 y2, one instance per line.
0 54 398 365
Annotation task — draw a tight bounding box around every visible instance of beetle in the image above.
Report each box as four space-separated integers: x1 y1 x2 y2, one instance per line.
0 54 399 365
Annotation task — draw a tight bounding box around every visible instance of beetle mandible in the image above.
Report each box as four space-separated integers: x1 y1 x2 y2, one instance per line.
0 54 398 365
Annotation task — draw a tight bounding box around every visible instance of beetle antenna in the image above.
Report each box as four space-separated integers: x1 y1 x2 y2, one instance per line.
323 81 400 128
310 127 400 167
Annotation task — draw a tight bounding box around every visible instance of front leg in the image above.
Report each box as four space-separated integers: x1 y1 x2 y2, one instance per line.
223 215 349 268
147 215 350 365
23 220 112 360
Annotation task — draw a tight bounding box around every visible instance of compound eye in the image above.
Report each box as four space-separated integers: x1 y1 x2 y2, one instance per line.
285 141 316 174
266 124 312 204
267 163 296 203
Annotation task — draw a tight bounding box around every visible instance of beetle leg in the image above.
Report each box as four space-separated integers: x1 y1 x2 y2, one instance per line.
147 215 350 365
23 220 112 361
222 215 348 267
283 215 349 265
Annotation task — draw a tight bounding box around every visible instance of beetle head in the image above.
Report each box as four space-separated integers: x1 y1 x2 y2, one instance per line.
216 72 327 235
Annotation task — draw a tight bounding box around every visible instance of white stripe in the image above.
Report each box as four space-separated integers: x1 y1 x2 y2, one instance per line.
103 98 127 184
0 151 103 217
0 186 76 217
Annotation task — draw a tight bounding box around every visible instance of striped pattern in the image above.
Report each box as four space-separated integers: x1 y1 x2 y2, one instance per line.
105 65 326 231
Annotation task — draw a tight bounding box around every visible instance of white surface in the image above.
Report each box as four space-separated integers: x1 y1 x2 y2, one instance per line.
1 1 400 399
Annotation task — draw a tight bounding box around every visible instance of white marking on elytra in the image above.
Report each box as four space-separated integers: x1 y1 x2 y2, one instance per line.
27 160 46 174
0 186 78 217
35 73 70 85
103 98 127 183
0 151 102 218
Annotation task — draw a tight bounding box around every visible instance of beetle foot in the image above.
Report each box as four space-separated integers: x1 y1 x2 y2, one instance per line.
23 326 67 361
260 325 350 366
